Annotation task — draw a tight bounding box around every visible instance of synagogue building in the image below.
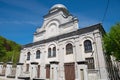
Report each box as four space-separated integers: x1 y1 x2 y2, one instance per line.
0 4 111 80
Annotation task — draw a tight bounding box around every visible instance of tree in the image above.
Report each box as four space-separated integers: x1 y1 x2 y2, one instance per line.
103 23 120 60
0 36 21 63
0 36 7 57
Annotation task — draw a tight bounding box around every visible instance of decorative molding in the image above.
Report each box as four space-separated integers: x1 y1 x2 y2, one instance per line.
77 61 88 65
79 44 82 46
50 61 59 64
7 62 13 65
17 63 24 65
31 62 38 65
22 23 103 49
18 77 30 79
7 75 15 78
33 78 45 80
93 42 96 44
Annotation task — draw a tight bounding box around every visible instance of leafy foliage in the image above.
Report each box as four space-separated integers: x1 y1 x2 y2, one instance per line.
103 23 120 60
0 36 21 63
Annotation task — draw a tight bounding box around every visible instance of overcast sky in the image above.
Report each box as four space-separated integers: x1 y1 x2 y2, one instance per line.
0 0 120 45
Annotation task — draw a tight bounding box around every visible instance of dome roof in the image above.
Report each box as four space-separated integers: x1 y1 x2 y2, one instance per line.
50 4 67 10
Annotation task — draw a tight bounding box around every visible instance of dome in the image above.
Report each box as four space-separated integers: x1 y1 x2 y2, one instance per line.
50 4 67 10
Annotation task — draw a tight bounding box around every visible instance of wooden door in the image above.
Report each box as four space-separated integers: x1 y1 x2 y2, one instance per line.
37 65 40 78
46 64 50 79
64 63 75 80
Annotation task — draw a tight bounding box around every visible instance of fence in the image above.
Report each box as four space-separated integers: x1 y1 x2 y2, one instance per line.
106 56 120 80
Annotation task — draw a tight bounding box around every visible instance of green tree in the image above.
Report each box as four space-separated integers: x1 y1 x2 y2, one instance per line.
103 23 120 60
0 36 7 57
0 36 21 63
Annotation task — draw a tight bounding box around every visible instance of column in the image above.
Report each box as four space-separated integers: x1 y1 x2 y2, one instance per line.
30 62 38 79
77 61 88 80
5 62 13 78
50 61 59 80
16 63 23 79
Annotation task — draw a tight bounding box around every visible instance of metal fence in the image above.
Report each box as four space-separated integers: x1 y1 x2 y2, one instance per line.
106 56 120 80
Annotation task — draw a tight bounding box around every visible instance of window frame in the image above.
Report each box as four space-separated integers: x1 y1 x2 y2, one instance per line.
27 52 30 60
48 48 51 58
84 40 93 53
36 50 41 59
85 57 95 69
48 45 56 58
53 47 56 57
66 43 73 55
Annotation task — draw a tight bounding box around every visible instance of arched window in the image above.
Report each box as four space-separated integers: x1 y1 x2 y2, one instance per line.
36 50 40 59
53 47 56 57
48 44 57 58
66 43 73 55
27 52 30 60
48 48 51 58
84 40 92 52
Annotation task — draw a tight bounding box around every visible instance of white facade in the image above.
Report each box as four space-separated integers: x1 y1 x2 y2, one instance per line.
0 4 110 80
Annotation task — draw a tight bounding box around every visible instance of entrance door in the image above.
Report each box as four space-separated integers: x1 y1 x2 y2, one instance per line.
64 63 75 80
80 69 84 80
37 65 40 78
46 64 50 79
26 64 29 72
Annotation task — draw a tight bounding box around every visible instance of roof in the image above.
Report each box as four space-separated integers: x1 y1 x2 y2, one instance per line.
50 4 67 11
44 4 70 18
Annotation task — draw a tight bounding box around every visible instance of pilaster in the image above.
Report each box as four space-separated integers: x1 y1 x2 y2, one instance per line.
93 32 108 80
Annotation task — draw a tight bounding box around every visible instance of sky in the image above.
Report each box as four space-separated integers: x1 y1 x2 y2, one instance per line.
0 0 120 45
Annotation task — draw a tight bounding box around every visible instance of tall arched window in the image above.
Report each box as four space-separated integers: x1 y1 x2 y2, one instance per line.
84 40 92 52
36 50 40 59
53 47 56 57
66 43 73 55
48 44 57 58
27 52 30 60
48 48 51 58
